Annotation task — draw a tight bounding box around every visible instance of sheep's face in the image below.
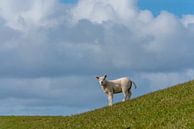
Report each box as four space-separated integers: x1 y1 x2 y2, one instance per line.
96 75 107 86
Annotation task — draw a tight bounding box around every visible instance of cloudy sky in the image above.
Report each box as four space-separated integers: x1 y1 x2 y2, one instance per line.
0 0 194 116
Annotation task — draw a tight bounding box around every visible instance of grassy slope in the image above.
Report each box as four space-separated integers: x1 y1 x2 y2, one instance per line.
1 81 194 129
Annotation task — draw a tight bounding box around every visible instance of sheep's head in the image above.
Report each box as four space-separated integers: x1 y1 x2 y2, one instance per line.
96 74 107 86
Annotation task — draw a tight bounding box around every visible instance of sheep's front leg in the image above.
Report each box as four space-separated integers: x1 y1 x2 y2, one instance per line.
107 93 113 106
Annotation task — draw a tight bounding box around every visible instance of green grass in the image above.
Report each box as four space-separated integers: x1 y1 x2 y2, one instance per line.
1 80 194 129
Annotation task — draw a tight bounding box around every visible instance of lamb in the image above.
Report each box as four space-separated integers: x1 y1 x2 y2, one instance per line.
96 74 136 106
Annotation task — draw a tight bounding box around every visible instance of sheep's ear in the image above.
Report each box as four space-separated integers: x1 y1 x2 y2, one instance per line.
96 77 99 80
104 74 107 78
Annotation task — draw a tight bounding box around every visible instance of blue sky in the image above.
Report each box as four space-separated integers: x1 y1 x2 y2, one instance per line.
139 0 194 16
61 0 194 16
0 0 194 116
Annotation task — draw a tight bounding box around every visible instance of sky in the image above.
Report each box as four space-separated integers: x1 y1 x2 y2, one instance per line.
0 0 194 116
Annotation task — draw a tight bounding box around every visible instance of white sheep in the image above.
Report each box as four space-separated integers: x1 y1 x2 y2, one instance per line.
96 74 136 106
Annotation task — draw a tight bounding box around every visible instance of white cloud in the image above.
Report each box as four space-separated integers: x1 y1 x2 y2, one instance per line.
140 69 194 91
181 15 194 27
71 0 138 24
0 76 104 108
0 0 57 30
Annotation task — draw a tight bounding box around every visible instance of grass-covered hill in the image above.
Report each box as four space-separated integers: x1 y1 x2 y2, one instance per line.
0 80 194 129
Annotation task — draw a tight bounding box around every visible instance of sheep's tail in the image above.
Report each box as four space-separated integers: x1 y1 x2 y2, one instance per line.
132 81 137 89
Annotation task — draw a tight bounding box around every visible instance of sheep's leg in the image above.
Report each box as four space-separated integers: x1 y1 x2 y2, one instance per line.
122 88 126 101
128 90 132 99
107 93 113 106
122 92 127 102
122 89 131 102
